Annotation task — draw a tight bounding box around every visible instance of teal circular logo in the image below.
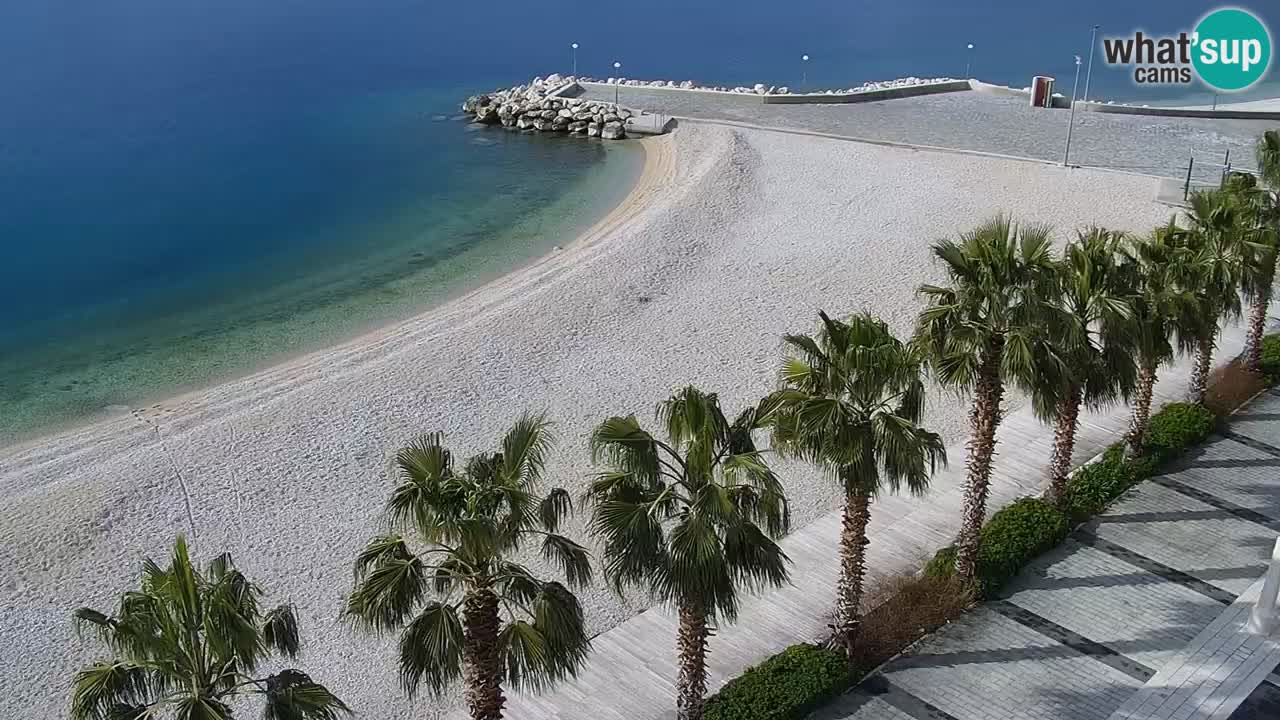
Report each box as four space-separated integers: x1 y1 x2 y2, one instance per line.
1192 8 1272 92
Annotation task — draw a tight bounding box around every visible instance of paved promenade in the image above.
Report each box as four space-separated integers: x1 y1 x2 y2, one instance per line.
492 314 1262 720
816 389 1280 720
578 86 1271 184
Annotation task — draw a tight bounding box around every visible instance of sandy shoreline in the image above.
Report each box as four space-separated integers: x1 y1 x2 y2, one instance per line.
0 136 667 467
0 123 1182 719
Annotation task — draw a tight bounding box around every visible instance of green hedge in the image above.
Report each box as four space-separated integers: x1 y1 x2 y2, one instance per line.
925 498 1069 597
1063 445 1143 521
702 643 850 720
1261 335 1280 381
1143 402 1216 462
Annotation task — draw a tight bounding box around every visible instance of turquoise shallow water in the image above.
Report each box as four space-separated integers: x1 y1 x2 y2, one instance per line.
0 86 643 447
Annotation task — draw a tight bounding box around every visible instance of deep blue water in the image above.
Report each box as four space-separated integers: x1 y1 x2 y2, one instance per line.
0 0 1276 443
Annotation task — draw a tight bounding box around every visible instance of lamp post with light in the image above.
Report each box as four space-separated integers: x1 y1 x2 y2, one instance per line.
1083 25 1099 100
965 43 974 78
1063 55 1083 166
613 61 622 105
802 54 810 91
571 43 579 76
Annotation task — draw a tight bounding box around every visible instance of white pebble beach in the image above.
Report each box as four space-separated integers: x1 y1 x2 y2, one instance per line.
0 123 1183 719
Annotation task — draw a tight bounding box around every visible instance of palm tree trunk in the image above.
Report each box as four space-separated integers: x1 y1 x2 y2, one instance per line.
1246 290 1271 372
1126 361 1158 458
954 337 1005 582
834 489 872 664
462 587 505 720
1189 331 1216 406
676 600 709 720
1044 384 1082 509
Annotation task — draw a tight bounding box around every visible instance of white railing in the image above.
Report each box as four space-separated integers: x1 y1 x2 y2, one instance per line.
1247 537 1280 635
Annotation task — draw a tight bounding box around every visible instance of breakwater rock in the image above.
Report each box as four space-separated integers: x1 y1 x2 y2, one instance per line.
577 74 958 97
462 75 633 140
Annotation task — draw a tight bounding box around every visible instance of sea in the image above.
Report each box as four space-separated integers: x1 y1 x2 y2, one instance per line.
0 0 1275 446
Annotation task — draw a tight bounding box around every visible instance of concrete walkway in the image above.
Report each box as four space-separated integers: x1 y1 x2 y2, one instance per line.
815 389 1280 720
575 85 1270 184
494 313 1264 720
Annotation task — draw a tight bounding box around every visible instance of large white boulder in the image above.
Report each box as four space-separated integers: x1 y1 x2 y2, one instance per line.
601 121 625 140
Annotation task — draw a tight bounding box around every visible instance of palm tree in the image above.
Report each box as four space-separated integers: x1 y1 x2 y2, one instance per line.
585 386 790 720
1249 130 1280 368
345 413 592 720
767 311 945 662
1039 229 1137 507
914 215 1060 581
1230 162 1280 371
1183 190 1245 404
1260 130 1280 189
71 536 349 720
1118 221 1202 456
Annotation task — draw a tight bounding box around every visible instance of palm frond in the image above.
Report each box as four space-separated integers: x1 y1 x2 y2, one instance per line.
261 669 351 720
105 703 155 720
662 512 735 618
540 534 593 588
591 499 667 594
344 545 426 634
874 412 946 496
397 602 464 697
495 562 542 606
498 621 550 693
172 695 233 720
501 412 556 488
169 536 203 634
203 567 262 673
261 604 300 659
72 607 115 642
589 416 662 485
527 582 590 688
70 662 154 720
721 521 790 599
389 435 458 538
537 487 573 533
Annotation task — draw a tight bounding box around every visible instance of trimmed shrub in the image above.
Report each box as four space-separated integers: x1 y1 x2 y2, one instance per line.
1261 335 1280 382
1063 445 1139 521
977 498 1069 596
923 498 1069 597
702 643 850 720
1143 402 1216 462
923 546 958 580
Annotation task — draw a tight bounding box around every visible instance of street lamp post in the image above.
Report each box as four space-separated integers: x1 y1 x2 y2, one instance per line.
571 43 579 76
801 54 809 91
613 61 622 105
965 43 974 78
1083 25 1100 100
1063 55 1083 167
